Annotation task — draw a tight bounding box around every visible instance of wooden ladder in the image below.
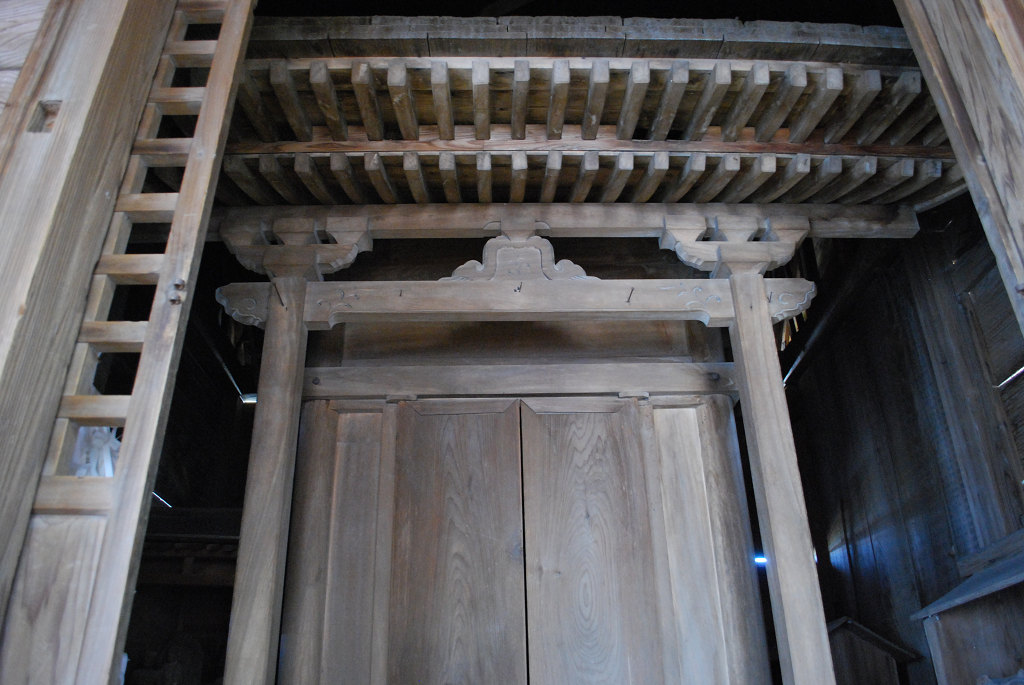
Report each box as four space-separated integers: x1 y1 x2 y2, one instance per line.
0 0 256 682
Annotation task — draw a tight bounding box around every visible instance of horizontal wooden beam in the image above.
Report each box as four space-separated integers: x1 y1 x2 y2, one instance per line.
32 476 113 515
302 362 737 398
222 125 955 160
210 202 919 240
217 277 816 329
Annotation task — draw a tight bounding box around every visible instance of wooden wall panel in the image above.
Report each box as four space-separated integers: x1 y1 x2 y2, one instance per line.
389 399 526 685
521 398 664 685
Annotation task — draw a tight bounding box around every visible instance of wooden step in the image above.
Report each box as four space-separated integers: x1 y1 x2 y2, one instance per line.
33 476 114 515
178 0 227 23
164 40 218 68
57 395 132 427
95 254 164 285
132 139 192 167
115 192 178 222
150 86 206 115
79 321 148 353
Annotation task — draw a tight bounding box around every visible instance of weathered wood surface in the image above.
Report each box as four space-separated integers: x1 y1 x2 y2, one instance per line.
211 202 920 240
301 362 736 398
224 276 308 685
522 398 664 685
217 277 816 329
390 399 527 685
729 272 835 685
0 0 173 661
895 0 1024 334
0 0 47 110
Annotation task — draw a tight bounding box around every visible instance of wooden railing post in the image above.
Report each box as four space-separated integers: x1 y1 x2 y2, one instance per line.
728 271 835 685
223 275 308 685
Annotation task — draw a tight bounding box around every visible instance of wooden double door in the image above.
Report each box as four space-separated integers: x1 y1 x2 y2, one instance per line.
279 396 770 685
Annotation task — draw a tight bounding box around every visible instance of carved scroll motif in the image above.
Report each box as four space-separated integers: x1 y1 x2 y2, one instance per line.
441 234 594 282
215 283 271 329
767 280 817 323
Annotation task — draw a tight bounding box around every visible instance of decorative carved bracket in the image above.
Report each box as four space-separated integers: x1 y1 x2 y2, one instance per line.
442 218 592 282
660 215 810 276
221 216 372 280
216 283 270 330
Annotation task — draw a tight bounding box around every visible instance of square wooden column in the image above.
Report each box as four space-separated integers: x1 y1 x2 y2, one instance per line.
729 271 836 685
224 275 309 685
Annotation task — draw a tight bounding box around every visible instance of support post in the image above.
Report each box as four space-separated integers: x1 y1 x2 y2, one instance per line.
728 272 835 685
223 275 309 685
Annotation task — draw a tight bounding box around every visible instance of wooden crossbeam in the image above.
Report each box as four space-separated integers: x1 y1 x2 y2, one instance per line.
217 277 816 329
210 202 919 239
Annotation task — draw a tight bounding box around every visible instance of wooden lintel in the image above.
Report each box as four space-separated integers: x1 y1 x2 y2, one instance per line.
211 203 919 240
216 277 816 329
302 362 738 399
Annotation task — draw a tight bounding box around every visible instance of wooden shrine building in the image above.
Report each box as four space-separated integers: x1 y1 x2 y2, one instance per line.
0 1 1023 684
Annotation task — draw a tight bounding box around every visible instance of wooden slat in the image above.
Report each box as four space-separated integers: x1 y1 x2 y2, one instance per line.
888 97 937 146
728 273 837 685
133 138 191 167
540 150 561 202
114 193 178 222
236 64 276 142
403 152 430 204
570 150 599 202
631 150 670 202
309 59 347 141
387 61 418 141
648 60 688 141
789 67 843 143
920 118 948 147
365 152 397 204
95 254 164 285
57 395 130 427
150 86 205 115
33 477 114 515
78 321 148 353
691 153 741 202
600 151 633 202
351 61 383 141
439 151 461 203
781 155 843 203
522 400 664 685
511 59 529 140
330 152 367 204
854 71 921 144
303 362 737 398
685 61 732 141
748 153 811 203
430 61 454 140
270 60 311 142
582 59 610 141
872 158 942 204
722 62 770 142
165 39 218 68
476 152 492 203
617 60 650 140
546 59 570 140
824 70 882 143
472 59 490 140
840 158 914 204
755 63 807 142
259 154 307 204
223 155 279 205
810 156 877 203
389 401 526 685
719 153 777 203
661 152 706 202
510 151 527 203
295 152 340 205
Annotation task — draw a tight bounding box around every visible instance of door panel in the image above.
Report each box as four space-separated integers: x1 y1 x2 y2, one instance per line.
521 399 665 685
388 399 527 685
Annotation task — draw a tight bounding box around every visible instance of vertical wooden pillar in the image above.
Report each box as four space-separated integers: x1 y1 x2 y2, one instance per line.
224 276 309 685
729 272 836 685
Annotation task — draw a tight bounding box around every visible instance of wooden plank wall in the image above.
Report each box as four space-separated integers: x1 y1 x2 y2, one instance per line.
0 0 48 111
788 206 1024 685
